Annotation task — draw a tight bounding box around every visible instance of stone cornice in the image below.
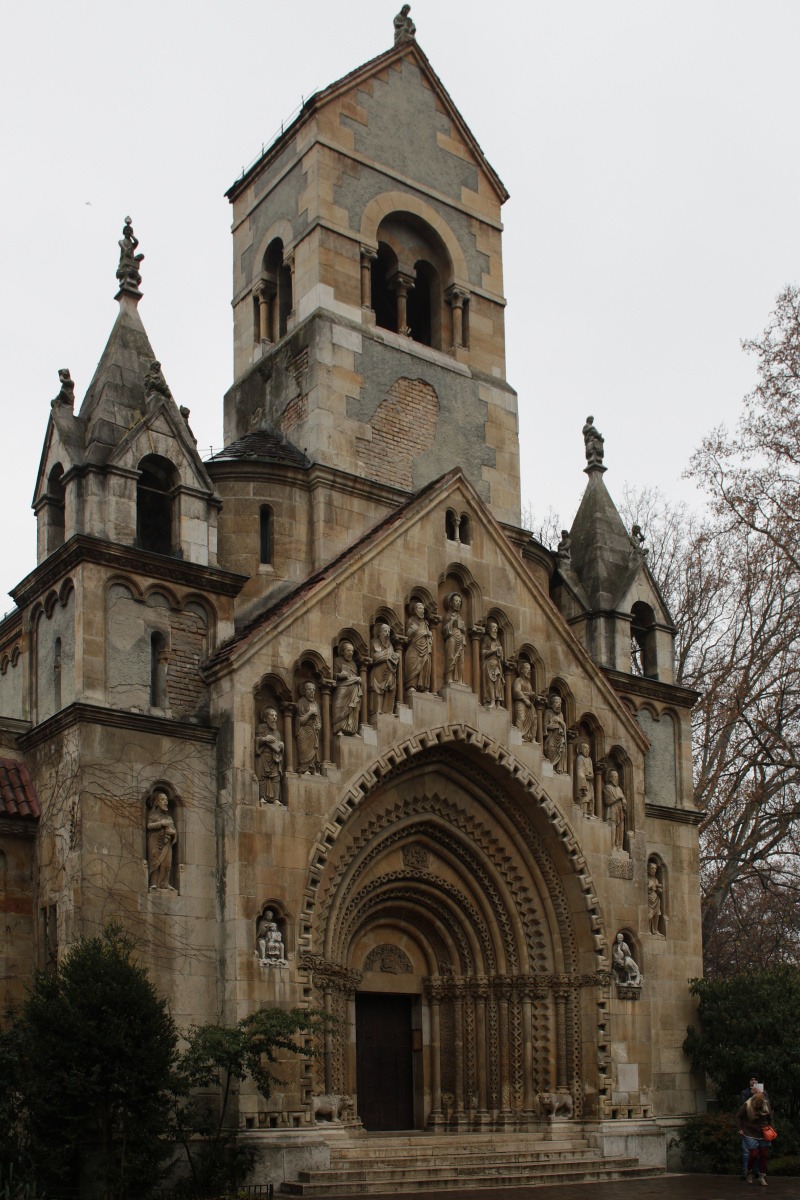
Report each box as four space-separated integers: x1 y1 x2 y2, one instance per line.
17 702 219 751
602 668 700 709
0 815 36 838
10 536 248 609
208 455 411 511
645 802 703 826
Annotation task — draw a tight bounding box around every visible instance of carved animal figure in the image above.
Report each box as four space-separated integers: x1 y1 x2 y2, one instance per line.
313 1093 354 1122
538 1092 574 1119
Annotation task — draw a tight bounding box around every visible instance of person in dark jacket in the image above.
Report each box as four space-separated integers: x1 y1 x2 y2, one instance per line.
737 1090 773 1185
741 1075 770 1107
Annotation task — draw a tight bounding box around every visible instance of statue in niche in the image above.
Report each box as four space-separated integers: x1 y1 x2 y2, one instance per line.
582 415 604 469
393 3 415 43
332 641 362 736
369 622 399 716
296 681 321 774
52 368 75 408
603 767 628 852
612 932 642 986
512 660 536 741
574 740 595 813
481 620 505 707
543 694 567 769
404 600 432 697
256 909 287 966
255 706 284 804
442 592 467 685
146 790 177 891
647 860 664 934
116 216 144 290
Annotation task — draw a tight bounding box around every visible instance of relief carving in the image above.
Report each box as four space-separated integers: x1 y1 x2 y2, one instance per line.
332 641 362 736
481 620 505 708
404 600 432 698
255 705 284 804
364 944 413 974
442 592 467 685
543 694 567 770
296 681 322 774
146 789 177 892
369 622 399 716
512 660 535 741
573 741 594 813
603 768 628 852
402 843 431 869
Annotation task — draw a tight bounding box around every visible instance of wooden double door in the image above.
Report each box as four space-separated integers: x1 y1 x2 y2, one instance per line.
355 992 415 1130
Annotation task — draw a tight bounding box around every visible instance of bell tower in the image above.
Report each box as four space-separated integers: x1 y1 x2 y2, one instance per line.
223 10 520 525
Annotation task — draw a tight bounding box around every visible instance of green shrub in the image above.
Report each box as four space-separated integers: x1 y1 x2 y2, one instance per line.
670 1113 741 1174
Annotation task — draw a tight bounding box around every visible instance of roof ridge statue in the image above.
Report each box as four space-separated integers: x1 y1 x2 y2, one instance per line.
116 215 144 299
394 4 415 43
582 415 605 473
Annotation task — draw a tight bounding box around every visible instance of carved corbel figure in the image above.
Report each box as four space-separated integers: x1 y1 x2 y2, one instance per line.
442 592 467 685
255 705 285 804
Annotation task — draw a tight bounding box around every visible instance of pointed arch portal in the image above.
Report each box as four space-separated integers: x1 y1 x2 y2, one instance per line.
301 726 612 1130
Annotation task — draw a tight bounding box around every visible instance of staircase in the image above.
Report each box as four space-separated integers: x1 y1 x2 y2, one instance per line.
280 1129 665 1195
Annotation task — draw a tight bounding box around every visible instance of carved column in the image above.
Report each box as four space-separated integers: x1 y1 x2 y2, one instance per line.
535 694 546 744
320 681 334 767
390 270 415 336
323 987 334 1093
359 661 369 726
428 989 443 1125
446 286 469 349
469 627 483 698
396 634 405 703
554 989 569 1091
360 246 377 309
497 978 513 1122
474 984 489 1123
504 660 515 712
281 701 296 774
255 281 275 344
453 981 465 1122
521 985 535 1117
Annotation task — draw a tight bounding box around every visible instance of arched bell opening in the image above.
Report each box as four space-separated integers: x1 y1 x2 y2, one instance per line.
305 743 606 1130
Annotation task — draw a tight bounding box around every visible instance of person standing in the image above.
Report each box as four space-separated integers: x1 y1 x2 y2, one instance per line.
740 1076 770 1107
736 1090 773 1185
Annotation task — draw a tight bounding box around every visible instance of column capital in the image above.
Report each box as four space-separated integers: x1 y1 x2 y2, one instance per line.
360 245 378 264
445 285 469 308
388 269 416 296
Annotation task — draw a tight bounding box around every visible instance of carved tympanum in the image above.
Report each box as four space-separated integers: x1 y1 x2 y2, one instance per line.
364 944 413 974
332 641 361 736
369 622 399 717
442 592 466 685
146 789 177 891
603 768 627 851
542 694 567 770
296 681 322 774
255 705 284 804
404 600 432 698
512 660 535 741
574 740 594 813
481 620 504 707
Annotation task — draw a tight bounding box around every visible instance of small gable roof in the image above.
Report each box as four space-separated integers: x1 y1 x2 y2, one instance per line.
226 39 509 205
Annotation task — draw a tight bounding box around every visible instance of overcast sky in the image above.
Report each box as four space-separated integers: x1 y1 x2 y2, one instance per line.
2 0 798 605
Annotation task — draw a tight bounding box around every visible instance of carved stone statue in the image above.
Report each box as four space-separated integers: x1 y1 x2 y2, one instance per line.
557 530 571 560
647 860 663 934
52 368 75 408
255 705 284 804
442 592 466 685
393 3 415 42
116 216 144 291
146 790 177 891
481 620 505 707
256 909 286 966
512 660 535 742
574 740 595 813
369 622 399 716
332 641 362 736
144 360 172 401
603 767 627 852
404 600 432 697
296 681 321 774
612 932 642 986
630 524 646 552
582 415 604 469
543 694 567 770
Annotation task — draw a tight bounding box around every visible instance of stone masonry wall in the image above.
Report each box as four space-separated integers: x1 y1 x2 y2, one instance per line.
354 377 439 491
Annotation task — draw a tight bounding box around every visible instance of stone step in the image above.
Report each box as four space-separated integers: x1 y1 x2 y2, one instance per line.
330 1149 596 1168
330 1137 590 1159
281 1162 664 1195
298 1154 624 1184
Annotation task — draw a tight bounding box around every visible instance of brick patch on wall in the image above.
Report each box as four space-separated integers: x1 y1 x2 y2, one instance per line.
355 377 439 490
280 391 308 436
167 609 208 719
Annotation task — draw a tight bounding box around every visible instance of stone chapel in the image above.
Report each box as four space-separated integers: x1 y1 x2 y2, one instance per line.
0 9 703 1185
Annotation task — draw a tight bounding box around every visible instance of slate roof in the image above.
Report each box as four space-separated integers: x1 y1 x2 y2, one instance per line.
567 470 644 611
0 759 40 820
208 429 310 469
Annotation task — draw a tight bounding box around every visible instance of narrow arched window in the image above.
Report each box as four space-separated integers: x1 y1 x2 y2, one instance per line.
137 455 177 556
260 506 273 565
631 602 657 678
459 514 471 546
47 464 66 553
371 243 399 333
150 631 168 709
445 510 458 541
54 637 62 712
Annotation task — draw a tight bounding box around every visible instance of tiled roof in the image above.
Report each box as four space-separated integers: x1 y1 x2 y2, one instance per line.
207 429 310 469
0 759 40 819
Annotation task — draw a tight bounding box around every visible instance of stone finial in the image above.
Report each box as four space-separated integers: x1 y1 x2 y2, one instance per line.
144 360 172 402
582 415 605 473
52 368 75 409
115 216 144 299
394 4 416 43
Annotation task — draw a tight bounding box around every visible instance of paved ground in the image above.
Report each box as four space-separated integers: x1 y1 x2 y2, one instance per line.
318 1178 800 1200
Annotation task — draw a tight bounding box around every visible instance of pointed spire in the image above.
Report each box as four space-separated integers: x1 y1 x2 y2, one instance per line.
393 4 416 43
115 216 144 302
582 415 606 474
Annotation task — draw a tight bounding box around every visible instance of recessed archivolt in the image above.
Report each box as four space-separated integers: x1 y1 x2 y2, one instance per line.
302 723 609 970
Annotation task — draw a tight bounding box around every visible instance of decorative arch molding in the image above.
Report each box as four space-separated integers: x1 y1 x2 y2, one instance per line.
359 192 469 287
300 722 609 971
